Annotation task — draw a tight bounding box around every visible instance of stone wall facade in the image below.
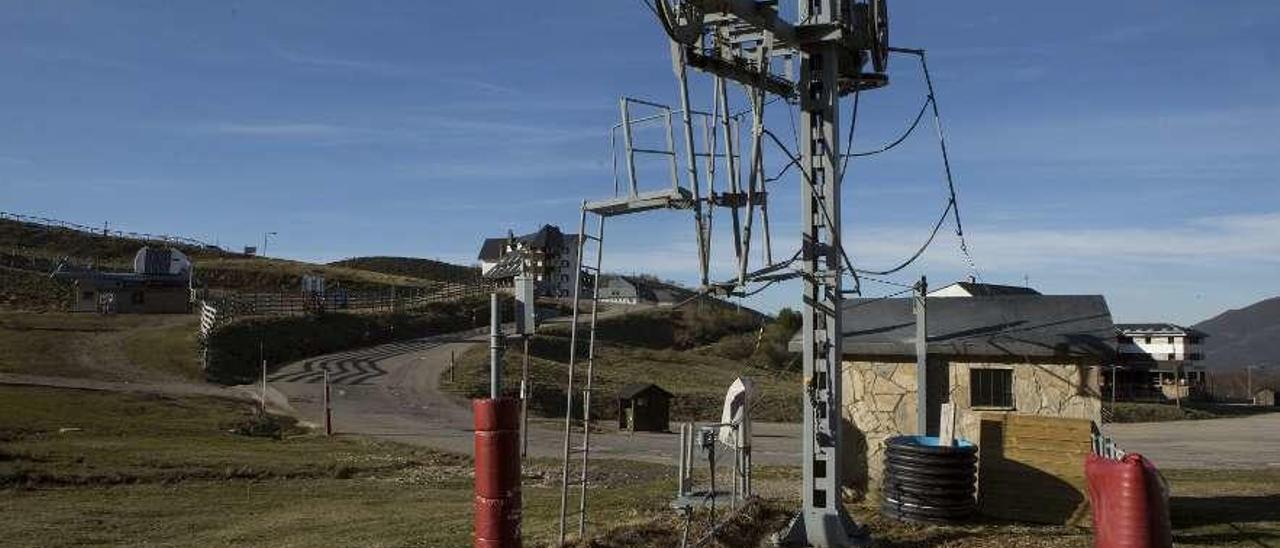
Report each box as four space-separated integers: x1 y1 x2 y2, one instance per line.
839 357 1102 496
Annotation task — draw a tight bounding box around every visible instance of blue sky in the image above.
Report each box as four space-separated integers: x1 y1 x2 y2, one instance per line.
2 1 1278 324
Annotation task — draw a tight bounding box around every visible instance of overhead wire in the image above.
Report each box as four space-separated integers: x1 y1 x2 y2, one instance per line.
832 48 978 278
762 128 863 295
915 50 979 280
843 95 931 158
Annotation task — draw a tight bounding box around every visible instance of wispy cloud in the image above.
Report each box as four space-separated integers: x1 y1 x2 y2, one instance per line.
203 122 357 139
404 158 607 180
850 212 1280 272
272 47 518 94
272 48 414 77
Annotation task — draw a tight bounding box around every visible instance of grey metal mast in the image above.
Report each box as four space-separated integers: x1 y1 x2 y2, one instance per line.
775 0 865 543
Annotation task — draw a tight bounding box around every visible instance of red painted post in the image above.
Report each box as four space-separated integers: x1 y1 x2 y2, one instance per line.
473 398 521 548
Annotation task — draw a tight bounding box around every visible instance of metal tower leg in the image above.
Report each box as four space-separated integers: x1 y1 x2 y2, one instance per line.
776 1 867 546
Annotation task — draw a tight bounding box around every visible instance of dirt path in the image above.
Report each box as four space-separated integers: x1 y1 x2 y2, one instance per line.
268 327 803 466
1107 412 1280 469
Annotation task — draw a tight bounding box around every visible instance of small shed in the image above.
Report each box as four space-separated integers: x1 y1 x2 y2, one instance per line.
1255 388 1276 407
617 383 673 433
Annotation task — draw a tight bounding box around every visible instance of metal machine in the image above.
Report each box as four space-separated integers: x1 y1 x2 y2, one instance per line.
559 1 897 545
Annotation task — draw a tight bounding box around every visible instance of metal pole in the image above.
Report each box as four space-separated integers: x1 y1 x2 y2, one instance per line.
672 42 710 287
620 99 640 196
1174 362 1182 409
915 276 928 435
489 293 502 399
323 368 332 436
677 424 688 496
259 340 267 412
1111 365 1118 408
450 350 455 383
521 336 530 458
777 1 865 544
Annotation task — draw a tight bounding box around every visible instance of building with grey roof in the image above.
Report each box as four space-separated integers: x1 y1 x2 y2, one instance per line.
801 294 1113 497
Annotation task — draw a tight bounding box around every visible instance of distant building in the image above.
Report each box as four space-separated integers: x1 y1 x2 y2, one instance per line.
54 247 193 314
597 275 660 305
1112 323 1207 401
1255 388 1276 407
928 281 1040 298
477 225 580 297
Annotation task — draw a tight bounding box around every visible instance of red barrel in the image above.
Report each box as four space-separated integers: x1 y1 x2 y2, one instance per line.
473 398 521 548
1085 453 1172 548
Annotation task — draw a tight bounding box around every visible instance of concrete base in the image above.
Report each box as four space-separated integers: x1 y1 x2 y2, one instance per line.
772 508 870 547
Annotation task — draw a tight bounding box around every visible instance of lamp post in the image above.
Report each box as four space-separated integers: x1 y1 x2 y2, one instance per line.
1247 365 1264 402
262 231 278 258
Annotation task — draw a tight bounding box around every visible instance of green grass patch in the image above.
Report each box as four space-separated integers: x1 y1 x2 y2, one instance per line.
121 318 202 380
0 385 676 547
0 312 190 379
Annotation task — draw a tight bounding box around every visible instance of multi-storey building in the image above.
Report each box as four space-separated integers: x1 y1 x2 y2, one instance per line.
1111 323 1207 401
477 225 580 297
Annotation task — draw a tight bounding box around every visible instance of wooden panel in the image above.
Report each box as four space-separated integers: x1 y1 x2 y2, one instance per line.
978 414 1093 526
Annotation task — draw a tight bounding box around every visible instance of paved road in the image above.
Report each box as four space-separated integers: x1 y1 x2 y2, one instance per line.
1107 412 1280 469
268 327 803 466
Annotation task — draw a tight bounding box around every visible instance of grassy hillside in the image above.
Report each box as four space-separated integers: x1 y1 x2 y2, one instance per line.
0 267 71 311
329 256 481 283
196 257 435 293
448 307 803 422
0 217 456 304
0 217 228 263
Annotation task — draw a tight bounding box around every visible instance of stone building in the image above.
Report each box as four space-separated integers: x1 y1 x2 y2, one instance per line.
820 294 1115 495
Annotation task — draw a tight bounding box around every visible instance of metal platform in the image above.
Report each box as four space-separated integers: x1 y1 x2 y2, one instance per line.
584 187 696 217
